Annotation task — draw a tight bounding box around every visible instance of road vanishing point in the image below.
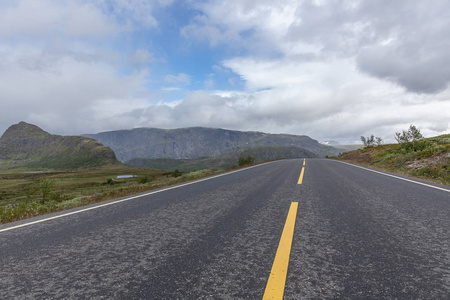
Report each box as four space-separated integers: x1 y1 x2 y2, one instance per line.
1 159 449 299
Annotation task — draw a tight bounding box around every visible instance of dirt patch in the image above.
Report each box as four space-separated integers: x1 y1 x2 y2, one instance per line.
406 152 450 170
339 151 373 164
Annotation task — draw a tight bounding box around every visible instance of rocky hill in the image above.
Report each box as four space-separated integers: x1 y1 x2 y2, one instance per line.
0 122 119 169
84 127 339 162
126 145 318 172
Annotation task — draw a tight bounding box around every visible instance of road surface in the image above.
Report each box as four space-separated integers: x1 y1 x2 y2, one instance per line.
1 159 449 299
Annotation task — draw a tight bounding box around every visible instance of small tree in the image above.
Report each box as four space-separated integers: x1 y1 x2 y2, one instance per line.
395 125 423 151
394 131 408 143
408 125 423 151
375 137 383 146
361 135 382 148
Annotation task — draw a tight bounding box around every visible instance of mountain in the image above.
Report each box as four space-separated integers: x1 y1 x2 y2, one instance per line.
0 122 119 169
126 145 318 172
84 127 339 162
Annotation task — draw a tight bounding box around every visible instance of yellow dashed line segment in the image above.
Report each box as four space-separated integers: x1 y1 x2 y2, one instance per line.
298 159 306 184
263 202 299 299
297 167 305 184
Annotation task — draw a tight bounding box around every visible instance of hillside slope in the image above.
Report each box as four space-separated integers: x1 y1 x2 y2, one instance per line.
126 145 318 172
336 135 450 185
0 122 119 169
84 127 339 162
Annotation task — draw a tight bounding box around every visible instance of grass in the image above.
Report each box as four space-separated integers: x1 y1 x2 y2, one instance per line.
0 164 222 224
336 134 450 186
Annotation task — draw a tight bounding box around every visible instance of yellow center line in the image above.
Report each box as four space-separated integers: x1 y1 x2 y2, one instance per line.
297 159 306 184
297 167 305 184
263 202 299 300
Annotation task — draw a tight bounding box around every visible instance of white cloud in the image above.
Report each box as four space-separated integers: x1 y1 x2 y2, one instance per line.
181 0 297 54
94 0 160 30
184 0 450 95
131 81 449 144
176 0 450 142
0 0 120 38
0 0 169 40
164 73 191 85
1 0 450 146
0 0 163 135
0 43 150 134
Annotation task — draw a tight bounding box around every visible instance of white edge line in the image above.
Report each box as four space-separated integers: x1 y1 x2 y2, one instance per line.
0 161 276 233
336 160 450 193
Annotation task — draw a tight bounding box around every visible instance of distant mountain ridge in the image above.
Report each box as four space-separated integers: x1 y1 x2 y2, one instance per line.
0 122 118 169
83 127 339 162
126 145 318 172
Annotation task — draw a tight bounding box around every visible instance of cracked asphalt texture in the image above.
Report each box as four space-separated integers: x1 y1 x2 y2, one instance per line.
0 159 449 299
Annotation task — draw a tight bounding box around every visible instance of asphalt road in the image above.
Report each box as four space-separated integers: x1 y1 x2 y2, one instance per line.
0 159 449 299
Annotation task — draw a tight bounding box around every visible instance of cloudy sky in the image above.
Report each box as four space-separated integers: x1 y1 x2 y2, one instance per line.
1 0 450 144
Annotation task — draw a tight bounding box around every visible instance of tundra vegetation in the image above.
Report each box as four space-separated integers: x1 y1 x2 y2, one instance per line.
0 165 221 224
339 126 449 186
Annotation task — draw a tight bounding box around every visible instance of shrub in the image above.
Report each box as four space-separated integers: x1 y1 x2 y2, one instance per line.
39 179 54 204
238 156 255 166
104 178 115 185
138 176 150 184
24 183 38 204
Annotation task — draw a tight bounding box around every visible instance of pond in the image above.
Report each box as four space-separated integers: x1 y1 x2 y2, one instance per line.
116 175 136 179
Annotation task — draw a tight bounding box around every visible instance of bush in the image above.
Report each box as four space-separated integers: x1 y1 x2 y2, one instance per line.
104 178 115 185
238 156 255 166
138 176 150 184
39 179 54 204
51 192 68 203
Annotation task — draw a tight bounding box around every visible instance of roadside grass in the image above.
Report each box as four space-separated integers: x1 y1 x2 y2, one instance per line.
0 164 222 224
336 134 450 186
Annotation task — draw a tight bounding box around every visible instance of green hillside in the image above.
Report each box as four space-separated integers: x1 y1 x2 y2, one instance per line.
336 134 450 185
0 122 119 169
